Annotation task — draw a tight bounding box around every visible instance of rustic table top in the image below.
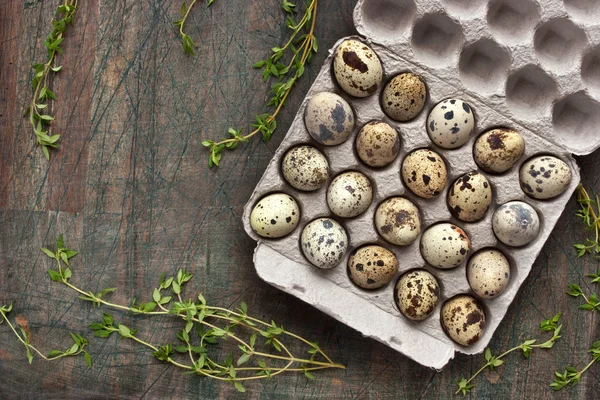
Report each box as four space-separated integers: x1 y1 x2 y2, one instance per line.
0 1 598 399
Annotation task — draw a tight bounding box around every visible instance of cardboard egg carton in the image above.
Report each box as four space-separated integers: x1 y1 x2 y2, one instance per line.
242 0 600 369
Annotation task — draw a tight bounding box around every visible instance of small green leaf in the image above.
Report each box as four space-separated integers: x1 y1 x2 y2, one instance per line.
84 352 93 368
237 353 251 366
48 350 62 357
26 348 34 364
233 381 245 393
48 269 63 282
41 248 56 258
118 324 131 337
63 267 72 279
153 289 161 303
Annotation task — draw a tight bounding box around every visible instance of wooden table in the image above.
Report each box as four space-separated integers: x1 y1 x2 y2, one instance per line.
0 1 598 398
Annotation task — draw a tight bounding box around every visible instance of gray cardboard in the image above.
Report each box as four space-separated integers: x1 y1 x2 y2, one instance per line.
242 0 598 369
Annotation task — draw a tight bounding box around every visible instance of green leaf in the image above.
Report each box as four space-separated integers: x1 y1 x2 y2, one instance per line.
491 358 504 367
48 269 63 282
239 302 248 314
233 381 245 393
84 352 93 368
237 353 251 366
304 369 315 380
50 65 62 72
63 267 72 279
143 302 157 312
47 350 62 357
197 293 206 306
41 248 56 258
484 348 492 361
185 321 193 333
94 330 111 338
65 250 78 259
153 288 161 303
118 324 131 337
578 303 596 311
27 348 34 364
253 60 266 69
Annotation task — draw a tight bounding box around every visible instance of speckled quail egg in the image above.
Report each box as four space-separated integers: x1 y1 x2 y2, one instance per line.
304 92 355 146
492 201 540 247
356 121 401 168
474 128 525 173
347 245 398 289
519 155 572 200
447 172 493 222
467 249 511 299
327 171 373 218
395 269 440 321
420 223 471 269
441 295 486 346
427 99 475 149
381 72 427 122
401 149 447 199
281 145 329 191
375 197 421 246
300 218 348 269
250 193 300 238
333 40 383 98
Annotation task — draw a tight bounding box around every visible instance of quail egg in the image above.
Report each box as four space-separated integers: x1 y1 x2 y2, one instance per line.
375 197 421 246
447 172 493 222
347 245 398 289
474 128 525 173
492 201 540 247
441 295 486 346
381 72 427 122
327 171 373 218
467 249 511 299
427 98 475 149
421 223 471 269
304 92 355 146
395 269 440 321
401 149 447 199
519 155 572 200
356 121 401 168
300 218 348 269
333 40 383 98
281 145 329 191
250 193 300 238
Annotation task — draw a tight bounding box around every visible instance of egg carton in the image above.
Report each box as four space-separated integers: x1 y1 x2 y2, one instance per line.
242 0 600 369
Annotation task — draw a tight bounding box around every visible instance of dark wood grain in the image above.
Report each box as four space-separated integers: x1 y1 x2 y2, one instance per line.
0 1 598 399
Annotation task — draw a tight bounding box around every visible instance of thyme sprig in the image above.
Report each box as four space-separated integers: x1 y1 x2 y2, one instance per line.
551 341 600 391
456 314 562 396
202 0 318 167
174 0 217 56
574 184 600 258
39 236 343 392
24 0 78 160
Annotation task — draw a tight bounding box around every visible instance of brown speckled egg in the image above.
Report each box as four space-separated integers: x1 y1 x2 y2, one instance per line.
467 249 511 299
347 245 398 289
427 99 475 149
401 149 447 198
327 171 373 218
441 295 486 346
375 197 421 246
304 92 355 146
301 218 348 269
395 269 440 321
333 40 383 98
420 223 471 269
281 145 329 191
474 128 525 173
519 155 572 200
250 193 300 238
356 121 401 168
381 72 427 122
447 172 493 222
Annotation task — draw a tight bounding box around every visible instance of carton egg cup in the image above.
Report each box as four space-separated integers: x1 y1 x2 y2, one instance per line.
242 0 600 369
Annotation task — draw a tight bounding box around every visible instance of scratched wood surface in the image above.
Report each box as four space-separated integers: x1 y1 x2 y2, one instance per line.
0 1 598 399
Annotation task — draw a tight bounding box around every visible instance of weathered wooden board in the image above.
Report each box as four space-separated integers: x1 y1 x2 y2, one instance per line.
0 1 598 399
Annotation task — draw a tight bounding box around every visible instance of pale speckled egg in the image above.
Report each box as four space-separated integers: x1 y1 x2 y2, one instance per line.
394 269 440 321
441 295 486 346
401 149 447 199
327 171 373 218
447 172 493 222
427 99 475 149
519 155 572 200
467 249 511 299
304 92 355 146
347 245 398 289
492 201 540 247
474 128 525 173
381 73 427 122
301 218 348 269
356 121 401 168
375 197 421 246
250 193 300 238
281 145 329 191
420 223 471 269
333 40 383 98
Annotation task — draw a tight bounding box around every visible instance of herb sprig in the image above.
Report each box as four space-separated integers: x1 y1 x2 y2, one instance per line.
174 0 217 56
24 0 78 160
551 341 600 390
202 0 318 167
456 314 562 396
38 236 343 392
574 184 600 258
